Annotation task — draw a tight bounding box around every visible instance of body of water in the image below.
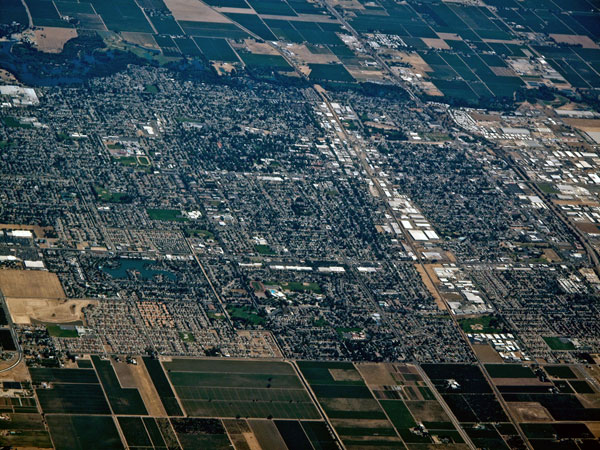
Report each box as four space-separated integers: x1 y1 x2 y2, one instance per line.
101 259 177 281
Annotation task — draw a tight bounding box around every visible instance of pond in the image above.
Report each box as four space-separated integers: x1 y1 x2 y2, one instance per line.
100 259 177 281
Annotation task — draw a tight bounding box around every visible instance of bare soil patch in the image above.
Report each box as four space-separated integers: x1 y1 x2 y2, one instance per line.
329 368 363 382
422 38 449 50
550 34 599 49
405 400 450 422
0 270 65 299
330 418 391 428
417 264 445 311
319 397 381 412
120 32 159 49
114 358 167 416
509 402 552 422
31 27 78 53
357 363 396 386
473 344 503 363
5 297 96 325
248 420 287 450
165 0 230 22
0 360 30 382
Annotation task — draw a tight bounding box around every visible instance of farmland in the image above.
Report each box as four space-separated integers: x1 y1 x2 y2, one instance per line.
163 359 320 419
91 356 148 415
298 361 406 448
47 415 124 450
2 0 597 107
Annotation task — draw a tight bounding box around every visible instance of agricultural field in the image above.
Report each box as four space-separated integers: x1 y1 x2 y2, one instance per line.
118 416 178 449
91 356 148 415
422 363 518 449
298 360 407 449
483 363 600 448
142 356 184 416
162 358 320 419
0 413 52 448
358 363 466 447
47 415 124 450
0 269 65 299
194 37 239 62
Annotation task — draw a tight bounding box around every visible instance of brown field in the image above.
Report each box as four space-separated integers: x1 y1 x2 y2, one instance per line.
0 70 18 83
436 32 461 41
319 397 382 412
405 400 450 422
492 378 549 386
286 43 339 64
543 248 561 262
248 420 287 450
31 27 78 53
422 38 449 50
491 66 516 77
508 402 552 422
0 270 65 299
357 363 397 386
120 32 159 49
348 68 386 82
113 358 167 416
577 392 600 409
550 34 599 49
5 297 96 325
330 0 365 10
473 344 503 363
329 368 363 382
481 38 521 44
0 224 50 238
223 419 257 450
330 418 391 429
258 14 339 23
241 39 279 55
421 80 444 96
563 118 600 131
416 264 445 310
586 422 600 438
165 0 229 22
0 360 30 382
576 223 600 234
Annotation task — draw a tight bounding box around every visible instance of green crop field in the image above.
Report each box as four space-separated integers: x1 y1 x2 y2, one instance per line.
485 364 536 379
92 356 147 415
194 37 239 62
298 361 405 447
543 336 576 350
309 64 354 82
47 415 124 450
163 359 319 419
36 383 110 414
142 357 184 416
30 368 98 384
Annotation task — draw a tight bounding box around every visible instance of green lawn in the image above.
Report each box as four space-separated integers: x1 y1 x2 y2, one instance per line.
46 325 78 338
543 336 575 350
94 186 130 203
278 281 322 294
179 332 196 342
227 305 265 325
459 315 504 334
147 208 188 222
2 117 32 128
114 156 137 166
255 244 275 255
